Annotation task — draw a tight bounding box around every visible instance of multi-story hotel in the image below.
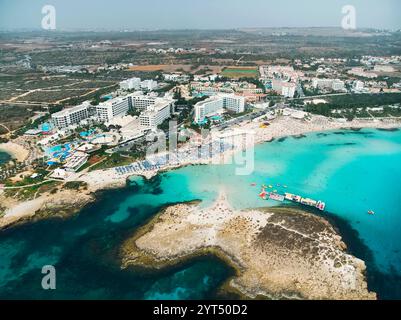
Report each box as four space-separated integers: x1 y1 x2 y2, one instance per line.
194 94 245 124
95 96 131 122
281 82 297 98
119 77 141 91
51 102 90 129
130 94 157 112
139 98 174 129
140 79 158 91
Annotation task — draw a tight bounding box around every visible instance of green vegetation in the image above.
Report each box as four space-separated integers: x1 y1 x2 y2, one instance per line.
64 181 88 190
221 67 259 79
304 93 401 119
3 181 60 202
88 153 136 172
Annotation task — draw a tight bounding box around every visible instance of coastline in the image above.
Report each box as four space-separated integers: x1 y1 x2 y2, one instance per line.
77 115 401 193
121 191 376 300
1 114 401 230
0 186 95 229
0 141 29 163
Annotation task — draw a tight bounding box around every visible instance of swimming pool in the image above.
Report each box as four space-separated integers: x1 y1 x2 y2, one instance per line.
210 115 223 121
80 130 95 138
45 143 74 164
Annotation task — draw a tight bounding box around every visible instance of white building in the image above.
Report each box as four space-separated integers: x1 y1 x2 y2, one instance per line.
353 80 365 92
194 94 245 124
140 79 158 91
139 99 174 129
312 78 334 90
51 102 90 129
130 94 157 111
163 73 189 82
95 96 131 122
63 151 89 172
332 79 345 91
223 95 245 113
119 77 141 90
281 83 297 98
272 79 284 93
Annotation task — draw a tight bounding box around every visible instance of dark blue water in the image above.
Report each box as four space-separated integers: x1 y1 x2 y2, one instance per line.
0 184 234 300
0 151 11 165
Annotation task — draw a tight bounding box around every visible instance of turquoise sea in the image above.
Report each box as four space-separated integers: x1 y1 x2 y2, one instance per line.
0 128 401 299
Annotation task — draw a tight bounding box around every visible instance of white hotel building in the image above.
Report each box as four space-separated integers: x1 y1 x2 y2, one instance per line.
140 79 158 91
194 94 245 124
119 77 141 91
51 102 90 129
130 94 157 111
281 82 297 98
139 98 174 129
95 96 131 122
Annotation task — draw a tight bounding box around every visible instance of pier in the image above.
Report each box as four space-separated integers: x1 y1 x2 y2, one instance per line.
259 188 326 211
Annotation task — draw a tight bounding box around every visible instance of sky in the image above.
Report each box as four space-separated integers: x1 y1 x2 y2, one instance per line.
0 0 400 31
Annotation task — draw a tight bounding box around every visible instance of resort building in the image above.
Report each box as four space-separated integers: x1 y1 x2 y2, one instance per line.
163 73 190 83
95 96 131 122
139 99 174 129
194 94 245 124
332 79 346 91
352 80 365 92
130 94 157 112
281 82 297 98
119 77 141 91
312 78 335 90
63 151 89 172
140 79 158 91
51 102 90 129
312 78 346 92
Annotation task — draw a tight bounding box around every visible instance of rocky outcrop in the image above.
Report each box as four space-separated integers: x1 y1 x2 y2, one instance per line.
121 193 376 300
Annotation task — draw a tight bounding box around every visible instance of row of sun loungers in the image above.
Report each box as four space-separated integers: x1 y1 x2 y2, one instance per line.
114 142 234 176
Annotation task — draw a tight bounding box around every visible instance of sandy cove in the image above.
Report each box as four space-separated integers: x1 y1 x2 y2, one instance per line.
0 141 29 162
1 113 400 229
121 192 376 300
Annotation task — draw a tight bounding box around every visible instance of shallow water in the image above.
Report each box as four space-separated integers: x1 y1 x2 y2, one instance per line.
1 128 401 299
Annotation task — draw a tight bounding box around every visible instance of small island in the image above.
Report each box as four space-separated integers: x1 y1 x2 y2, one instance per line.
121 192 376 300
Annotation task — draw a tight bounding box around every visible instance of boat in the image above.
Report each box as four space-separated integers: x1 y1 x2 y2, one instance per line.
259 190 268 200
269 192 285 202
268 185 273 188
301 198 318 206
250 183 256 186
261 190 327 211
368 210 375 215
316 201 326 211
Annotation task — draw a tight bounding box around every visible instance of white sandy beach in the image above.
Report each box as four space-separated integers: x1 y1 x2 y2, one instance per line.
78 114 401 191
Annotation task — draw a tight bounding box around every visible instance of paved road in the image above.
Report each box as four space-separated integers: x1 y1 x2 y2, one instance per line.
0 179 52 190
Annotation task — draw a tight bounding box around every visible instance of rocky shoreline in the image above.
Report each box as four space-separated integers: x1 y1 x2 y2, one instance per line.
121 192 376 300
